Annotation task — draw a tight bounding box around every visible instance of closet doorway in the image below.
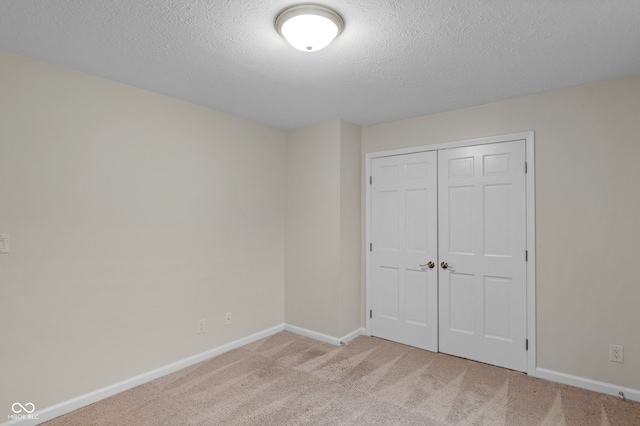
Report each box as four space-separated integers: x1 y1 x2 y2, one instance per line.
366 133 535 374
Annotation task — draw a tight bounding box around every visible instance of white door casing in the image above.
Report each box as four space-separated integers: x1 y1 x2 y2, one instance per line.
438 141 527 372
366 132 536 375
371 151 439 351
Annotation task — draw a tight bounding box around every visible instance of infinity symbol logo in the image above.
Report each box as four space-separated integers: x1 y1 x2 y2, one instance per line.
12 402 35 414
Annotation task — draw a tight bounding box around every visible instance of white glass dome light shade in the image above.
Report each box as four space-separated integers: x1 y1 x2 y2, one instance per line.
275 5 344 52
280 14 338 52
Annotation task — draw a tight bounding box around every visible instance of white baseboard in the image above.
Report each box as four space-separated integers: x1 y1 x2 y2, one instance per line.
339 327 366 344
11 326 636 426
3 323 366 426
284 324 365 346
536 368 640 402
2 324 285 426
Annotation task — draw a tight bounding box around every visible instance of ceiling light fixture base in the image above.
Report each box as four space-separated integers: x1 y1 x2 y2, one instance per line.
275 4 344 52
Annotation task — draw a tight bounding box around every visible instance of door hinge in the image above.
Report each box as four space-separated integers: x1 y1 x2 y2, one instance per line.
525 162 528 173
370 176 372 185
525 250 528 261
370 309 373 319
526 339 529 351
370 243 372 252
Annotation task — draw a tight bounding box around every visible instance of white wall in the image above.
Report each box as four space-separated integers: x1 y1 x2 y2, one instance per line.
0 50 286 412
285 120 361 339
361 74 640 390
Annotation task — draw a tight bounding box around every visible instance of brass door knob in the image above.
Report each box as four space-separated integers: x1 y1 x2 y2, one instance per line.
440 261 449 269
420 261 435 269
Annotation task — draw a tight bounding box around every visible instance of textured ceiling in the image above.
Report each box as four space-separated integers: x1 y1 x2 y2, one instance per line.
1 0 639 130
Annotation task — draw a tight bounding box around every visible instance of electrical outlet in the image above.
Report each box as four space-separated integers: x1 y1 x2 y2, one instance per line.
197 319 205 334
0 233 10 254
609 344 624 363
225 312 232 326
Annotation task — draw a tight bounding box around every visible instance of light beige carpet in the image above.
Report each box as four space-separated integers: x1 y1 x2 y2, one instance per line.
44 331 640 425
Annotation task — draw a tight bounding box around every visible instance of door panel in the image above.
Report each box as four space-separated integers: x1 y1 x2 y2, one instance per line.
438 141 527 372
483 276 512 340
449 273 474 333
371 152 438 351
448 186 474 254
406 270 428 324
370 140 527 372
379 191 399 249
484 185 511 256
379 267 399 319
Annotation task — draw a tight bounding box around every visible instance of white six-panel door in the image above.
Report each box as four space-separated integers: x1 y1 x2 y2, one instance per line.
371 152 439 351
438 141 527 372
370 140 528 372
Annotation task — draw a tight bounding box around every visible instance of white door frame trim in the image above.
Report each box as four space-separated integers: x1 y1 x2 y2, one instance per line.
365 131 537 377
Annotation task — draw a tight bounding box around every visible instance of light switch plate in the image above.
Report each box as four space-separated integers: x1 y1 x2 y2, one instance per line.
0 234 10 254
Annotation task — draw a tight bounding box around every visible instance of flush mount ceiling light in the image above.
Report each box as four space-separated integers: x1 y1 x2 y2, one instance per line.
275 4 344 52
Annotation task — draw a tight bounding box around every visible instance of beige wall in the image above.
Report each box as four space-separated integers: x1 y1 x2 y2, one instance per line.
285 121 341 336
362 74 640 390
0 50 286 411
2 45 638 415
339 121 362 337
285 119 362 339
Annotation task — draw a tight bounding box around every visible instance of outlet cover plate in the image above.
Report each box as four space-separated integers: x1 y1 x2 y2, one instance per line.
0 234 9 254
609 344 624 363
